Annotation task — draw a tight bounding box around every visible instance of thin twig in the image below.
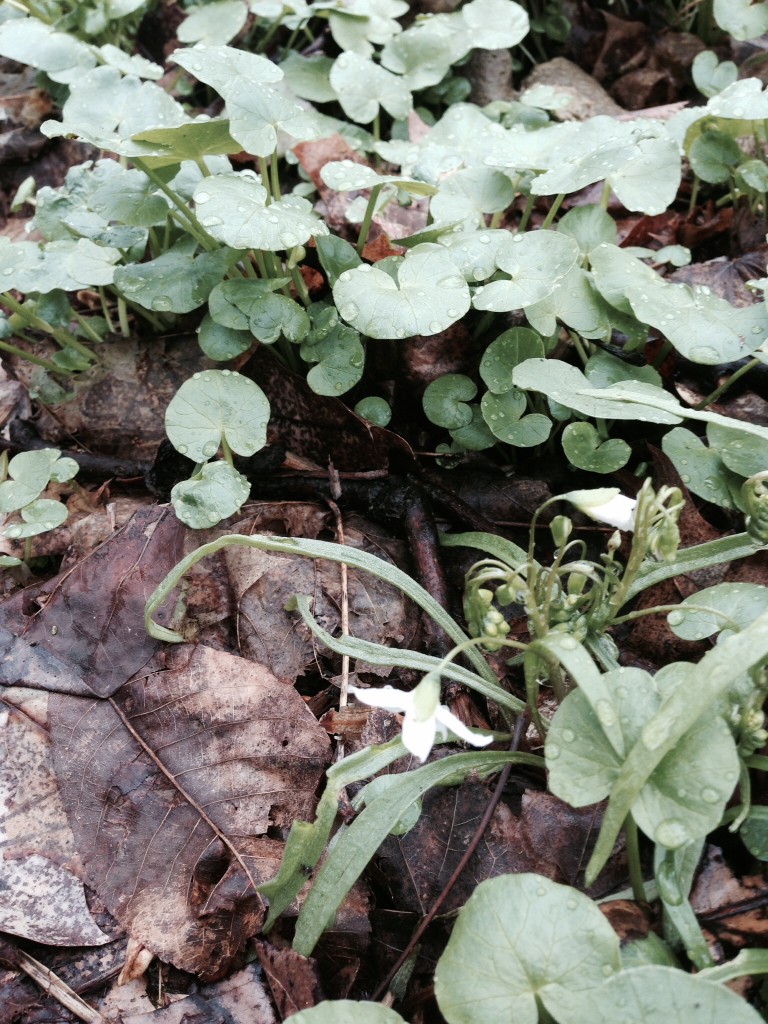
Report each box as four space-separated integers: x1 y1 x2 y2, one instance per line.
12 949 105 1023
372 714 529 1003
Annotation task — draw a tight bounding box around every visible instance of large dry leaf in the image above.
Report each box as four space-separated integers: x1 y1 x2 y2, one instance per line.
0 687 111 946
0 505 185 698
50 644 331 980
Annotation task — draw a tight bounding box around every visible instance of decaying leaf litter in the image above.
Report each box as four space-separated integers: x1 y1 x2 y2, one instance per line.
3 0 768 1021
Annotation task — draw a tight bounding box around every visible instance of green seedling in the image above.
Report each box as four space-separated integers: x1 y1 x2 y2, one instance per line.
0 448 78 563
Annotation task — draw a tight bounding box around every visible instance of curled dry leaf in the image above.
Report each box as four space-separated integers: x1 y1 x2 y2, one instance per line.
49 644 330 980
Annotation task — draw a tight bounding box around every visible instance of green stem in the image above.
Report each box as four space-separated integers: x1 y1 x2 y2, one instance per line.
70 310 104 345
220 435 233 467
489 209 504 229
746 754 768 771
1 293 96 362
290 265 311 306
517 194 535 232
258 156 273 202
599 180 612 210
540 193 565 229
694 357 761 409
253 249 269 279
0 339 69 374
624 813 647 902
117 294 131 336
133 158 219 252
688 174 700 216
97 287 115 333
270 150 282 200
356 183 383 254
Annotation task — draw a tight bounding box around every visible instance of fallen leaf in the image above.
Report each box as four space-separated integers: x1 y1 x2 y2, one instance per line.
50 644 331 980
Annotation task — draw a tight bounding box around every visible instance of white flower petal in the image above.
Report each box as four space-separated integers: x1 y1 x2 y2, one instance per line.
435 706 494 748
567 488 636 530
402 712 437 762
349 684 411 713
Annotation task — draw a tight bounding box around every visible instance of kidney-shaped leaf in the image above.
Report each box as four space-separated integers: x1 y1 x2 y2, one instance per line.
667 583 768 642
423 374 476 429
194 172 328 250
0 16 96 84
713 0 768 41
333 252 470 338
480 327 545 394
290 1003 405 1024
4 499 69 540
114 246 231 313
0 449 68 514
177 0 248 45
546 666 739 850
329 51 413 124
434 873 620 1024
472 231 580 312
585 965 763 1023
321 159 437 196
165 370 270 461
0 237 121 293
300 309 364 396
562 422 630 473
171 461 251 529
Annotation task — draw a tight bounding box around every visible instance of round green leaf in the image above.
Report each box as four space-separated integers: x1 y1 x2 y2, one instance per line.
692 50 738 98
430 167 516 229
0 16 96 85
481 392 551 447
480 327 545 394
165 370 270 461
713 0 768 41
193 172 327 250
707 422 768 478
736 158 768 192
329 51 413 124
248 294 310 345
525 265 613 340
423 375 476 429
472 231 580 312
171 461 250 529
546 666 739 849
301 316 364 396
449 405 496 450
49 456 79 483
689 130 742 184
557 203 618 255
4 498 68 539
741 806 768 859
197 314 252 361
114 247 230 314
562 422 630 473
434 229 515 283
290 1002 405 1024
177 0 248 45
662 426 743 511
281 52 337 103
667 582 768 642
333 252 471 339
208 279 289 330
321 160 437 196
0 449 64 513
585 965 763 1023
132 120 241 162
459 0 529 49
355 397 391 425
434 873 620 1024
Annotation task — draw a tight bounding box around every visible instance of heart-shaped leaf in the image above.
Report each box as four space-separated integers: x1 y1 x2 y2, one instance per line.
197 314 252 361
281 52 337 102
321 160 437 196
333 252 470 338
707 421 768 477
689 129 742 183
4 498 69 539
662 427 744 510
132 120 241 162
481 391 551 447
713 0 768 40
355 396 392 425
114 246 231 314
562 422 630 473
430 167 516 228
472 231 580 311
692 50 738 98
546 665 739 849
667 583 768 642
557 204 618 255
193 172 328 250
165 370 270 461
480 327 545 394
0 449 72 514
208 278 289 329
177 0 248 45
432 229 516 283
300 306 364 396
0 16 96 85
423 374 476 429
329 51 413 124
0 237 121 293
525 265 613 339
434 873 620 1024
171 461 251 529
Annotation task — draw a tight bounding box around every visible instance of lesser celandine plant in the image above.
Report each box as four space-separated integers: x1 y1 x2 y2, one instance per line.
145 479 768 1012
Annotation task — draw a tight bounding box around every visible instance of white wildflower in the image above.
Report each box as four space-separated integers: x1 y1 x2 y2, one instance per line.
566 488 637 531
349 674 493 763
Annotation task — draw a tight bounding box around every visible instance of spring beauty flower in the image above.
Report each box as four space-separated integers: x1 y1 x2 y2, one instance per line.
566 488 637 531
349 674 493 762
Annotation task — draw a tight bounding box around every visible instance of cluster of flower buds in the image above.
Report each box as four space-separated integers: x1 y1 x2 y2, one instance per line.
743 471 768 545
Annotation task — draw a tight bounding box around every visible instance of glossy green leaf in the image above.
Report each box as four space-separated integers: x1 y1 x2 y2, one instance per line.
193 172 328 250
707 421 768 478
562 422 630 473
434 229 516 283
172 43 282 93
4 498 69 539
480 327 544 394
208 278 289 330
585 965 763 1023
667 582 768 642
326 0 408 57
423 374 476 429
472 231 580 311
689 130 742 184
354 396 391 425
165 370 270 461
300 311 364 395
0 16 96 85
557 203 618 255
88 166 170 226
315 234 362 286
546 665 739 849
736 158 768 192
41 67 188 155
590 244 768 364
459 0 529 49
449 405 496 450
740 806 768 859
171 461 250 529
280 52 337 103
430 167 515 228
333 252 470 338
584 349 661 389
114 246 230 314
713 0 768 40
662 427 743 510
525 265 613 340
177 0 248 45
97 45 163 81
321 159 437 196
197 314 252 361
0 237 120 293
481 392 550 447
434 873 620 1024
329 51 412 124
692 50 738 98
0 449 66 513
381 20 464 89
289 1004 405 1024
133 120 241 162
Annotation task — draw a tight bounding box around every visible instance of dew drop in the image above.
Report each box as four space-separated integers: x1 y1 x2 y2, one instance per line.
359 264 372 273
667 610 684 626
536 886 546 897
701 786 720 804
546 742 560 759
601 964 614 978
151 295 173 311
177 444 188 454
340 303 359 321
202 441 218 458
558 636 578 650
447 308 458 317
280 232 297 248
478 233 490 244
193 372 201 379
2 268 13 276
429 320 442 333
655 819 688 849
396 328 406 338
562 728 575 743
596 699 616 727
566 897 578 910
339 271 352 283
195 191 210 204
207 510 219 522
201 215 223 227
